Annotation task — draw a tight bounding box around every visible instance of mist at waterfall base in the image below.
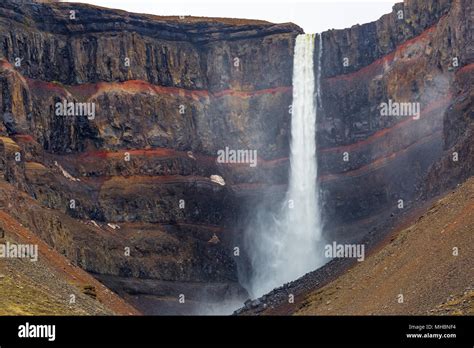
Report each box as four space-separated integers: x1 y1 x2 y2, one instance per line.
242 34 327 299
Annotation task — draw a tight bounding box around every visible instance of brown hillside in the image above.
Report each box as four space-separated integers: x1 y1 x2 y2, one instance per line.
294 178 474 315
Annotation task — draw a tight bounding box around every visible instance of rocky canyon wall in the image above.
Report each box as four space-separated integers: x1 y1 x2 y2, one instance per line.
0 0 472 313
316 0 473 242
0 0 301 313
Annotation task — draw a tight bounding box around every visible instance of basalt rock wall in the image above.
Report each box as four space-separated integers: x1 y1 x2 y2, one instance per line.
0 0 301 313
0 0 472 313
315 0 473 241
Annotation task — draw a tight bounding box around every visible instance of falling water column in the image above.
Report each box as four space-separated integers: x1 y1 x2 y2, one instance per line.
246 33 325 297
279 33 323 284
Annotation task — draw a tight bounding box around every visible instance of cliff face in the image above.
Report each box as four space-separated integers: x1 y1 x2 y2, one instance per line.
0 0 302 313
0 193 138 315
316 0 473 241
0 0 472 314
238 0 473 245
237 0 473 314
0 0 299 156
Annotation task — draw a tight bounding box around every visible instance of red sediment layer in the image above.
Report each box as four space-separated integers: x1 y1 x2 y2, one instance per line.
77 148 216 166
68 80 209 101
12 134 35 142
325 20 440 84
0 57 291 101
33 125 443 190
79 148 187 160
0 56 292 100
78 174 220 193
319 129 443 183
76 148 288 168
456 62 474 75
319 94 452 154
24 75 291 101
234 127 443 186
216 93 450 165
73 90 449 172
218 102 447 172
0 59 28 86
27 79 70 98
70 80 292 101
102 174 215 185
0 59 13 70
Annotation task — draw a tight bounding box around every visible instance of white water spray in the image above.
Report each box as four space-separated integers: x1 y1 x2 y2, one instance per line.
245 33 325 297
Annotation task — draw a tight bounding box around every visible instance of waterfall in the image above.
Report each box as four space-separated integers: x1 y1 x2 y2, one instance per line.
244 33 325 298
316 34 323 109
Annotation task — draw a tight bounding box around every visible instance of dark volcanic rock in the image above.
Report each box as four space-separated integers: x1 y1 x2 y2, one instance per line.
237 0 473 314
0 0 472 315
0 0 302 314
314 0 473 241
